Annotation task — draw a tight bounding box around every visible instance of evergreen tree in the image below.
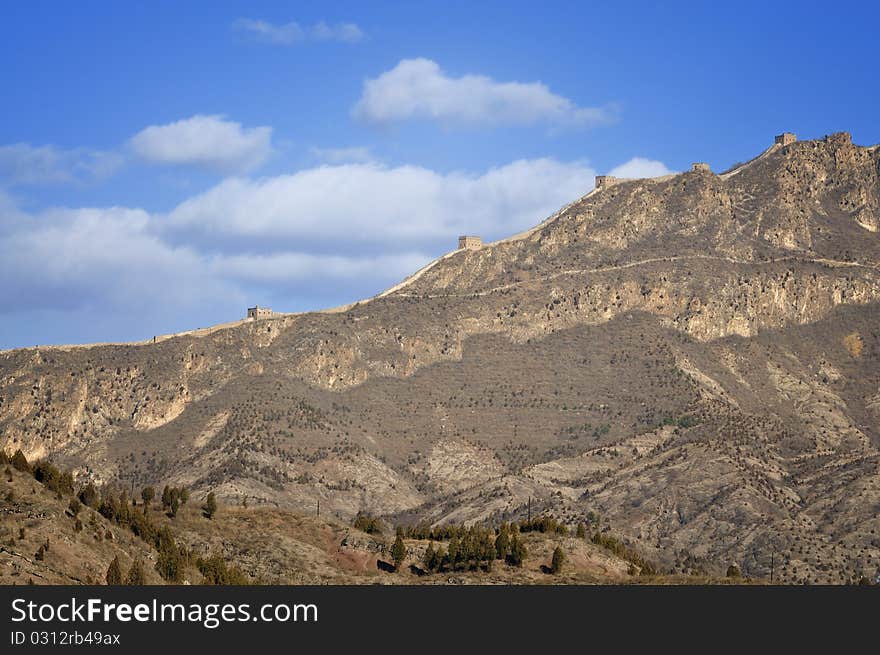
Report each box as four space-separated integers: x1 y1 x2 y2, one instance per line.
495 523 510 560
391 534 406 571
576 523 587 539
447 535 461 570
161 485 173 510
424 542 437 571
155 527 184 582
435 546 447 571
125 559 146 585
508 533 527 567
141 487 155 511
179 488 189 505
203 492 217 519
105 556 123 585
551 546 565 574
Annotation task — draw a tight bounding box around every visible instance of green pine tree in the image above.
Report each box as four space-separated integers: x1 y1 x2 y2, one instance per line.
424 542 437 571
161 485 172 510
141 486 155 511
508 533 527 567
391 534 406 571
551 546 565 574
106 556 123 585
495 523 510 560
126 559 146 585
203 492 217 519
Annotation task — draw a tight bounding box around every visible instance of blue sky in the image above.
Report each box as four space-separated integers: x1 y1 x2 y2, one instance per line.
1 0 877 348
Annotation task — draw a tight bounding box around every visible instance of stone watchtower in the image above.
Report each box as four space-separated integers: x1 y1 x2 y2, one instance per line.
246 305 273 320
595 175 620 190
775 132 797 146
458 235 482 250
692 162 711 173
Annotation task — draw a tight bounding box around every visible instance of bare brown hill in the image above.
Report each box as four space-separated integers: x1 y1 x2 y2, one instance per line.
2 132 879 584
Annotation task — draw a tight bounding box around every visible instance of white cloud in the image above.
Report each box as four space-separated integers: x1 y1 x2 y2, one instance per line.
234 19 364 44
212 251 431 285
353 58 614 128
0 204 238 316
165 158 596 247
129 115 273 173
607 157 674 179
0 143 122 186
311 21 365 43
309 146 374 164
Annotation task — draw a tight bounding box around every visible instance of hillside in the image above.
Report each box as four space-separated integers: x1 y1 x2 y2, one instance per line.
2 462 702 585
2 132 879 584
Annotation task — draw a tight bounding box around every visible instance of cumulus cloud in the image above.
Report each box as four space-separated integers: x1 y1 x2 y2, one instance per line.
129 115 273 173
164 158 596 249
234 19 365 44
0 205 234 314
0 143 122 187
607 157 674 179
353 58 615 128
212 251 431 288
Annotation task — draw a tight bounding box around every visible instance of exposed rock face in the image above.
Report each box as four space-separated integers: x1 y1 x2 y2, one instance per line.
2 133 879 584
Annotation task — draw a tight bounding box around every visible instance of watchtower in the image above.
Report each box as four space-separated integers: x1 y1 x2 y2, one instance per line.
247 305 273 320
595 175 620 190
775 132 797 147
692 162 711 173
458 235 482 250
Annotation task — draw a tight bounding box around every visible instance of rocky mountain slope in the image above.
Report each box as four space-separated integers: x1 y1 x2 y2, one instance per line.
1 463 667 585
2 132 879 584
